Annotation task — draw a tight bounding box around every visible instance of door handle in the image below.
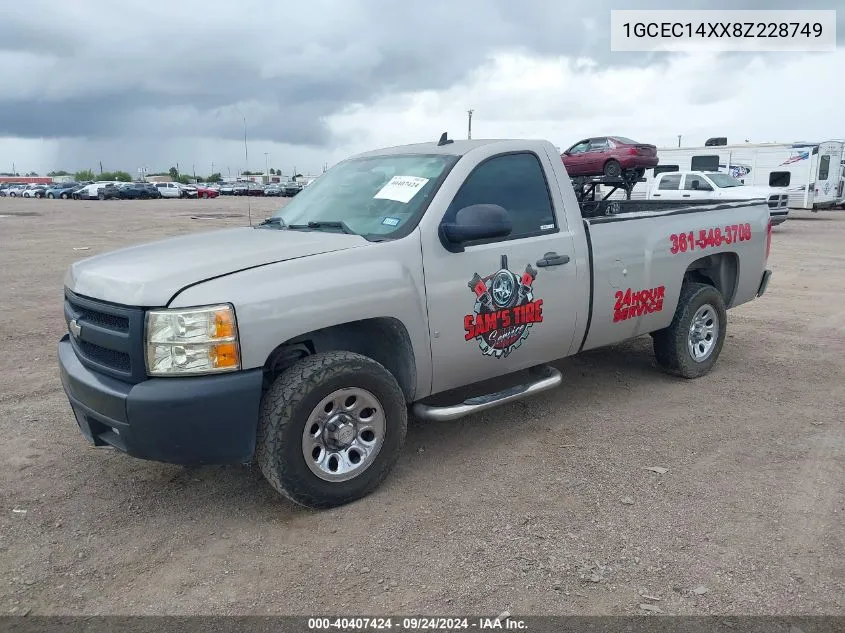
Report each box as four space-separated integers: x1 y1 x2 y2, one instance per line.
652 193 661 197
682 194 690 197
536 252 570 267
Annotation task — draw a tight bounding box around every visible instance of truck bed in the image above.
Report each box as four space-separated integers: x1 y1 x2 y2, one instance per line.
575 198 771 353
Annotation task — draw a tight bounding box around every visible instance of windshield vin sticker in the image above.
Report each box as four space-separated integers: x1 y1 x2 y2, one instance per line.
463 255 543 358
373 176 429 203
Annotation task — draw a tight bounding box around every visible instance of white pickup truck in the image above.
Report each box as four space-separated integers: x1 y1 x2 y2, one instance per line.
647 171 789 226
58 135 775 508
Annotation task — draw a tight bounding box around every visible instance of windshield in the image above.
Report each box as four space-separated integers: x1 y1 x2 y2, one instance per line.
705 172 743 188
268 153 458 238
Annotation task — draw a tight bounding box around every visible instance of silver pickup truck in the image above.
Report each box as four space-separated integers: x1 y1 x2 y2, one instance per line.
58 134 774 508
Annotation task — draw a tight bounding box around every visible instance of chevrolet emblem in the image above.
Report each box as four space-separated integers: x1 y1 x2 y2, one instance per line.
69 318 82 338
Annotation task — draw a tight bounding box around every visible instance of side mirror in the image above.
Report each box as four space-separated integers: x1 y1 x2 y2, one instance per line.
439 204 512 252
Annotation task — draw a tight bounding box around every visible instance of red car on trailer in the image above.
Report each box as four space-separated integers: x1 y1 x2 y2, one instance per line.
561 135 659 179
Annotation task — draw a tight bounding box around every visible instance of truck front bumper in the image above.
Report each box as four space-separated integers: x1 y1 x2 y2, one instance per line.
58 335 264 465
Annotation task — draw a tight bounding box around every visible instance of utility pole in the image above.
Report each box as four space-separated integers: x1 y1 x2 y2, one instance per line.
264 152 269 178
211 162 214 177
12 162 15 176
192 164 196 180
467 109 474 140
243 116 248 173
99 161 103 174
677 135 682 148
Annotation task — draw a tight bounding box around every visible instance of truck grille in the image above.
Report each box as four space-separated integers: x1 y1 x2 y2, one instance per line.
767 194 789 209
64 289 147 383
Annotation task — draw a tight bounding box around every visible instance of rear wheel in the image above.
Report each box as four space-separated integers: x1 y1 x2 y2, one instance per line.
653 282 727 379
256 351 407 508
98 193 105 200
603 160 622 178
47 193 55 199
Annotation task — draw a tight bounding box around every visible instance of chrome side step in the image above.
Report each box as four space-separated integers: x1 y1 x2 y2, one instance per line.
411 365 563 422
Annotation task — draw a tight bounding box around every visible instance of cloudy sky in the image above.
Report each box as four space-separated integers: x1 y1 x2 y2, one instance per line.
1 1 842 178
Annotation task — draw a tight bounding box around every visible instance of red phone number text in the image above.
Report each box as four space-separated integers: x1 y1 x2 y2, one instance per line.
670 223 752 254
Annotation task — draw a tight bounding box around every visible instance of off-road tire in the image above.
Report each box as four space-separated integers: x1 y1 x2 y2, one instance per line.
653 282 727 379
256 351 408 509
603 159 622 178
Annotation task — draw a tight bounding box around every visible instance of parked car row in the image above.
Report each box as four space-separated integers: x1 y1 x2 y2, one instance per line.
218 181 304 196
2 180 307 200
0 182 88 198
0 181 223 200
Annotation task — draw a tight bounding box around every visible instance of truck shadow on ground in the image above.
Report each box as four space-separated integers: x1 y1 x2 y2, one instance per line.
94 335 673 517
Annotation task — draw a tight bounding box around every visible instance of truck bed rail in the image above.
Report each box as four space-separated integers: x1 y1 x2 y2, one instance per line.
579 198 771 222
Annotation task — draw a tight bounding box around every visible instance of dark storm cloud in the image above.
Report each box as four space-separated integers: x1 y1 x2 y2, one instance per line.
0 0 841 148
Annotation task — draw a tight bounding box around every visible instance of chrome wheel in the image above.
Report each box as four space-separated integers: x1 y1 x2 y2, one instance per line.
688 304 719 362
301 387 386 482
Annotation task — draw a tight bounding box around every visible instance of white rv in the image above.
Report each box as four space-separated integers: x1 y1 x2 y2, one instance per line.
645 141 845 211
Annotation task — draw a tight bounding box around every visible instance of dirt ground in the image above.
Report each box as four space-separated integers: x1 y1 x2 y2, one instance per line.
0 196 843 616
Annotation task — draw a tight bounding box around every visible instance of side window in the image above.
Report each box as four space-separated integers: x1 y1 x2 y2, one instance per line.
568 141 589 154
588 138 609 151
654 165 679 176
446 153 556 240
691 155 719 171
684 175 713 191
658 174 682 190
819 155 830 180
769 172 791 187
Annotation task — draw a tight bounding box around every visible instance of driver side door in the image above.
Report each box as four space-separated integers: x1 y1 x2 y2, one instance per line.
420 150 580 395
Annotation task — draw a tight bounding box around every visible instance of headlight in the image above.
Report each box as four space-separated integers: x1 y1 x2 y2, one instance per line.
145 304 240 376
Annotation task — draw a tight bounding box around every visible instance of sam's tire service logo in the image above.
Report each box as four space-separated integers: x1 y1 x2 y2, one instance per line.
463 255 544 358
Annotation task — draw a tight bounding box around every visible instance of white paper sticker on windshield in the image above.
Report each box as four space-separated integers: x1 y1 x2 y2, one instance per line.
373 176 429 203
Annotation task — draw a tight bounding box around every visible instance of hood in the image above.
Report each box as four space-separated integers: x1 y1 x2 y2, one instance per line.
721 185 779 198
65 226 368 306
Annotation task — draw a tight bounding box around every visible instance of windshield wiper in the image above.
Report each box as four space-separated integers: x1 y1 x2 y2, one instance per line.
288 220 356 235
257 216 287 229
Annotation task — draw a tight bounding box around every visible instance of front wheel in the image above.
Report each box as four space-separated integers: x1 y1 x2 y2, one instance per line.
47 193 55 199
652 282 727 379
256 351 407 508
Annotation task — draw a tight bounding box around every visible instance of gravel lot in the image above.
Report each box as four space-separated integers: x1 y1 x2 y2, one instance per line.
1 197 843 616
